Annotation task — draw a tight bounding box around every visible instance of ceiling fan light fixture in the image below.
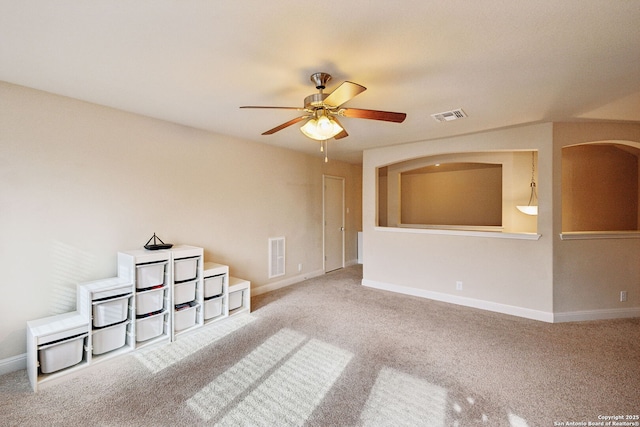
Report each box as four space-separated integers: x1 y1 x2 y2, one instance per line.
242 72 406 143
300 113 343 141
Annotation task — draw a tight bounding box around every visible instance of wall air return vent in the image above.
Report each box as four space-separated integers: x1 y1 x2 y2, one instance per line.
431 108 467 123
268 237 285 278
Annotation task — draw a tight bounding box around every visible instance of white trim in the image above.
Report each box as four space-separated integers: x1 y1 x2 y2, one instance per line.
559 231 640 240
362 279 554 322
0 353 26 375
375 226 541 240
252 269 324 296
400 223 504 232
553 308 640 323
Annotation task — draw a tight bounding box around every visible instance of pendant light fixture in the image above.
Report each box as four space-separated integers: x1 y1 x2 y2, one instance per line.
517 151 538 215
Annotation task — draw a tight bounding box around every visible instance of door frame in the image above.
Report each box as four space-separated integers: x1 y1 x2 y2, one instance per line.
323 175 345 272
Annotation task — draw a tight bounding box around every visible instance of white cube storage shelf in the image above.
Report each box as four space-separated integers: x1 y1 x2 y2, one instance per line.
77 276 135 368
28 246 251 392
228 276 251 316
203 262 230 323
121 245 205 340
27 312 90 391
170 247 204 338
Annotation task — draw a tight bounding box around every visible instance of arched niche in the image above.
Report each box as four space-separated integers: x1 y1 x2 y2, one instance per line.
562 141 640 233
377 151 538 234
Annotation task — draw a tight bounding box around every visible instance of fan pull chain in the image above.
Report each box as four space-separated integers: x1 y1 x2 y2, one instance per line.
319 140 329 162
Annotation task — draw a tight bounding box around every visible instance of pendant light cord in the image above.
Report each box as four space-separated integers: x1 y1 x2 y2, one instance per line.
528 152 537 205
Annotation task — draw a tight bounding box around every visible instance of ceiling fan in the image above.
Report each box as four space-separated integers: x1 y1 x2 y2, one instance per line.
240 72 406 142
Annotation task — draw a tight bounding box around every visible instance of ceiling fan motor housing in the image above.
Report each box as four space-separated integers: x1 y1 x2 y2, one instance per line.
310 72 332 90
304 93 329 110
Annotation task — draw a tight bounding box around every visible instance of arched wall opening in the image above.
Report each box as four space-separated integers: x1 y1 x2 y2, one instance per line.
562 141 640 233
377 151 538 234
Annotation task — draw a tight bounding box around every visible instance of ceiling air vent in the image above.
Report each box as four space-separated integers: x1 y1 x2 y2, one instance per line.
431 108 467 123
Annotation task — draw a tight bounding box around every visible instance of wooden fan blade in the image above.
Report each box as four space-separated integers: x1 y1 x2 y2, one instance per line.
240 106 304 110
339 108 406 123
331 117 348 140
323 81 366 107
334 129 349 140
262 116 308 135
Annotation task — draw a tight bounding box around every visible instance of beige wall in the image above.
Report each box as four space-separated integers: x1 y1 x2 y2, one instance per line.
364 121 640 320
400 165 502 227
0 82 361 359
377 168 388 227
363 124 554 318
553 122 640 313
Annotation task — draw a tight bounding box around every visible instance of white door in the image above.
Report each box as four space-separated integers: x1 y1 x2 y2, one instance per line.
323 175 345 272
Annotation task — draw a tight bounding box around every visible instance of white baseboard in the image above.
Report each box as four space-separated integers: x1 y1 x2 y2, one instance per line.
252 269 325 296
0 353 26 375
362 279 555 323
553 307 640 323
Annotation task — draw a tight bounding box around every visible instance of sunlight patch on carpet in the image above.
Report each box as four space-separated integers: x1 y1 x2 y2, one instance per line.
186 328 307 421
215 338 353 427
134 314 257 374
508 413 530 427
360 367 448 426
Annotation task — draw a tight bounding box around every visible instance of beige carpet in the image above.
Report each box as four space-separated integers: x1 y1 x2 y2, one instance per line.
1 265 639 426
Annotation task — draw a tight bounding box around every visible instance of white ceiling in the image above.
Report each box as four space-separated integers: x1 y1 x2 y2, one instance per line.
2 1 639 163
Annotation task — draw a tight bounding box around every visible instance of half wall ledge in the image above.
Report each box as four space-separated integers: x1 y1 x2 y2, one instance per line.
375 226 541 240
559 231 640 240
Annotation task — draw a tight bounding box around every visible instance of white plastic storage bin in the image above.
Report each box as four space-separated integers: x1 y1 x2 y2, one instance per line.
92 322 127 355
204 274 224 298
136 287 164 315
136 312 164 342
174 303 197 331
174 257 198 282
38 334 86 374
92 295 129 327
136 263 166 289
174 280 196 305
229 290 244 311
204 297 223 320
